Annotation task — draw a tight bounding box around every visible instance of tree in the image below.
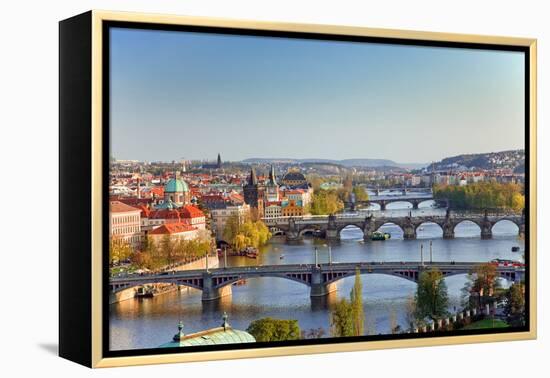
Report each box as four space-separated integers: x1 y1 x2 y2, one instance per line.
353 186 369 202
389 307 400 334
109 236 132 264
405 295 417 329
505 283 525 326
308 189 344 215
415 269 449 320
330 298 354 337
246 318 301 342
159 234 176 266
350 268 365 336
433 182 524 212
301 327 326 339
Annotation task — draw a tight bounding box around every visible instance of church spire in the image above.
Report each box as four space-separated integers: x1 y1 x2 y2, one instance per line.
269 165 277 185
217 153 222 168
248 167 258 186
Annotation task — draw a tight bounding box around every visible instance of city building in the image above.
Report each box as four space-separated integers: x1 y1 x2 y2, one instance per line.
264 165 280 202
202 153 223 170
280 170 308 188
109 200 142 249
281 199 304 217
264 201 282 219
243 167 264 217
209 203 251 241
162 172 191 206
148 222 199 243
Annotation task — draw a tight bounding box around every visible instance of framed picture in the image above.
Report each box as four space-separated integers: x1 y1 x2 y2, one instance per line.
59 10 537 368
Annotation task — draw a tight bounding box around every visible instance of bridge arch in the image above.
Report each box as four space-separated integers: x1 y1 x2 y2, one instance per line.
415 221 443 238
491 219 520 235
453 219 482 237
110 278 204 294
385 200 414 210
337 224 365 239
375 222 404 237
212 273 312 289
298 227 322 237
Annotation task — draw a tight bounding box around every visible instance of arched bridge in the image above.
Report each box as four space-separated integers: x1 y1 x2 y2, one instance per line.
264 211 524 242
110 261 524 301
349 194 444 211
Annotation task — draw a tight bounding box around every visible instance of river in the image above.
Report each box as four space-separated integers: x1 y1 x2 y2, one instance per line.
109 200 524 351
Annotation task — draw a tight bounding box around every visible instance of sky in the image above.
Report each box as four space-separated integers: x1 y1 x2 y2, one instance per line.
110 27 525 164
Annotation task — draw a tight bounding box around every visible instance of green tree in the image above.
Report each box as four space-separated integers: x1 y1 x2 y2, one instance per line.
415 269 449 320
350 268 365 336
433 182 524 212
246 318 301 342
353 186 369 202
109 236 132 264
505 283 525 326
330 298 354 337
308 189 344 215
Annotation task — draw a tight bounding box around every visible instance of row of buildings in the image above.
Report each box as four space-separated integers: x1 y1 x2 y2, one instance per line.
109 166 314 249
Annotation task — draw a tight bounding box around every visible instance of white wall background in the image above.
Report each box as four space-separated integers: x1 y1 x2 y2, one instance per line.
0 0 547 376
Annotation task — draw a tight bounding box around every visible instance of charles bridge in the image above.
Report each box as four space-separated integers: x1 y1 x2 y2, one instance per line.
263 210 525 242
110 261 524 301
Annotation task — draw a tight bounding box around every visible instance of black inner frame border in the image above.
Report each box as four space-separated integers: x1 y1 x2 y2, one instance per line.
102 20 531 359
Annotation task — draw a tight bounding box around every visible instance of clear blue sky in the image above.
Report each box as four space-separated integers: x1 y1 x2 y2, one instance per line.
110 27 525 163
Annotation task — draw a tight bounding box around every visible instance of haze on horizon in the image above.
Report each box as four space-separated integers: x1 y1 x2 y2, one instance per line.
110 28 525 164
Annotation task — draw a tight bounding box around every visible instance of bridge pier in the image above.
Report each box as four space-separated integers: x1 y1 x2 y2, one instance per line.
201 273 232 301
380 201 387 211
442 220 455 239
412 200 419 210
326 228 340 242
286 233 303 243
402 220 416 239
310 269 337 297
480 221 493 239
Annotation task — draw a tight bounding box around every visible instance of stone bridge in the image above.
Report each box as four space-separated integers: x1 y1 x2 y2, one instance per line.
264 211 524 242
110 261 524 301
349 194 444 211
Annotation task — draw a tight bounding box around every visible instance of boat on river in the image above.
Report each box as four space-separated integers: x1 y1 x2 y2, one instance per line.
371 231 391 241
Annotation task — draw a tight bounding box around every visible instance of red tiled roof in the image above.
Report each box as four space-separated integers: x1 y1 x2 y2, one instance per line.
149 222 197 235
110 201 141 213
181 205 205 219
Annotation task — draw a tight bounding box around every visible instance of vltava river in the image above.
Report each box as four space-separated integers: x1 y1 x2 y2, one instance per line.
110 202 524 350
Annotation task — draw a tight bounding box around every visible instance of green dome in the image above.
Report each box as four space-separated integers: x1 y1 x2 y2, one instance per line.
159 327 256 348
164 178 189 193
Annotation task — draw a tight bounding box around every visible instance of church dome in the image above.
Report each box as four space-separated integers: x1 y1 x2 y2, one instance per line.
164 178 189 193
282 171 307 182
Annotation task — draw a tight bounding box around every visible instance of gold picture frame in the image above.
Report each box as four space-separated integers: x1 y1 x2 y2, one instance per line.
59 10 537 368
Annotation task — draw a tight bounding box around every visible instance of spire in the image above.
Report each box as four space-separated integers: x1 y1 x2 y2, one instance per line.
269 165 277 185
217 153 222 167
248 167 258 186
173 320 185 341
222 312 229 331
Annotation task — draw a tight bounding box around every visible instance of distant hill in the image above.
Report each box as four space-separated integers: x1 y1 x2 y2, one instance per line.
241 158 427 170
432 149 525 171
